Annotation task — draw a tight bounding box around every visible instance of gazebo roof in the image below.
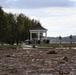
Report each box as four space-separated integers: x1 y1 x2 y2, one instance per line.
31 23 47 30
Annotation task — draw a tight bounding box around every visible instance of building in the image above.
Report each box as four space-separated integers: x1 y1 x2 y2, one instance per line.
30 23 47 41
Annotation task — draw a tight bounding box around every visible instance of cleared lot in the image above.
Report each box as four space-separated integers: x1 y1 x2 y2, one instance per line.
0 48 76 75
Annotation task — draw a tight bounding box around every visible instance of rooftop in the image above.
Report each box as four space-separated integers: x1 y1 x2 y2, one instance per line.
31 23 47 30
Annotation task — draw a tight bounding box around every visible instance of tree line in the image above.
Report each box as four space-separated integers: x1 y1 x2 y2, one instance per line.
0 6 39 45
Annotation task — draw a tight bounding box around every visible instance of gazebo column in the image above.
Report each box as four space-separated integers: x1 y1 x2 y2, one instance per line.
30 32 32 40
40 33 43 40
38 31 40 40
30 29 47 41
45 31 47 40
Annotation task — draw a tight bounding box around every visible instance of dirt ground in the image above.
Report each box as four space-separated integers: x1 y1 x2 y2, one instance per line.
0 47 76 75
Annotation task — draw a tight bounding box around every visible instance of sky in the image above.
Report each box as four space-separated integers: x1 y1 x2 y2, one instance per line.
0 0 76 37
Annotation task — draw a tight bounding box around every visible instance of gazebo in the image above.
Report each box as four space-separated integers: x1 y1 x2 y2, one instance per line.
30 23 47 41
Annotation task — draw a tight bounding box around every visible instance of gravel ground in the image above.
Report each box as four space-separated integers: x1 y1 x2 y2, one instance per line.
0 48 76 75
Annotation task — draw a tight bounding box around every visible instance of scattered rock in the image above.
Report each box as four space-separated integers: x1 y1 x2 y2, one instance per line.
6 54 15 58
32 45 36 48
47 50 57 54
63 56 68 62
58 70 70 74
0 48 76 75
6 55 11 57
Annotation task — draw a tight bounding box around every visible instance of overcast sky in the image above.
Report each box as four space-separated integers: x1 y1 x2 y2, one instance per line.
1 0 76 37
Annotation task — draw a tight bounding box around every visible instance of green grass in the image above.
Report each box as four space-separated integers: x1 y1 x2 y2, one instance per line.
33 43 76 47
0 45 21 49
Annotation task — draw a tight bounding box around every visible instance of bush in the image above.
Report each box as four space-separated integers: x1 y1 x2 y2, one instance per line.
43 39 46 43
46 39 50 44
37 40 41 44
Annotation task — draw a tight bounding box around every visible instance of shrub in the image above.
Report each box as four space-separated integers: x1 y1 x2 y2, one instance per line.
37 40 41 44
46 39 50 44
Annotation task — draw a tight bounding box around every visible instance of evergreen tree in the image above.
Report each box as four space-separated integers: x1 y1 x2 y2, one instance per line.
0 6 7 43
69 35 73 43
59 36 62 44
0 6 39 44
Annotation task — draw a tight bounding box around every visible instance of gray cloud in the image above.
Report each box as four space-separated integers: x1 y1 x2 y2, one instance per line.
0 0 75 9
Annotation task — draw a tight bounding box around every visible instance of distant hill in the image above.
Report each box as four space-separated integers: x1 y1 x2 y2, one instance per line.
47 35 76 43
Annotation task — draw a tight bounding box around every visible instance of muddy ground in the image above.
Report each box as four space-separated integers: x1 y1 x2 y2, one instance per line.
0 48 76 75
